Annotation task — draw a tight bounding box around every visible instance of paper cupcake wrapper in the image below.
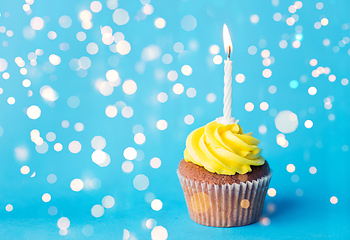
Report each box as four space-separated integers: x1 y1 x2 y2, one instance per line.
177 170 272 227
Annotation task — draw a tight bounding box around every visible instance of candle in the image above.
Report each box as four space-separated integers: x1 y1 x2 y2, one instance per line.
217 24 237 125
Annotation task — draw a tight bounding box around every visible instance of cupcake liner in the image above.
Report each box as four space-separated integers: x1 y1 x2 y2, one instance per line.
177 170 272 227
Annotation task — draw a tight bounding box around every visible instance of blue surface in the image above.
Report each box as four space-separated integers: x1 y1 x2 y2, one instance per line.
0 0 349 239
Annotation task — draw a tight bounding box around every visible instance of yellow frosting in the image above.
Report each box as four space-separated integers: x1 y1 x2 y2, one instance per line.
184 120 265 175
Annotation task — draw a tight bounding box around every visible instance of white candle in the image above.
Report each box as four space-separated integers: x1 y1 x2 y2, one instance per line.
217 24 237 125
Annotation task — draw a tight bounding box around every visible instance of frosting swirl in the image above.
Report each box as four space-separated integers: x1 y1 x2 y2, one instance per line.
184 120 264 175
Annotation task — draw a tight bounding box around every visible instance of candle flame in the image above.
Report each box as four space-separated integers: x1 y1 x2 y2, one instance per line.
223 24 233 57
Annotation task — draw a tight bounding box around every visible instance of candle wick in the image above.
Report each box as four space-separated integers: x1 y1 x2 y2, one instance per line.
228 46 231 59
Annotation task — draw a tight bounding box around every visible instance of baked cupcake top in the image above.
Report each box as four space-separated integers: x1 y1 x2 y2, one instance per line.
184 120 265 175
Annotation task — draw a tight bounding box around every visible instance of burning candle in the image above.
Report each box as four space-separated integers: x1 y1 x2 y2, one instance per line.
217 24 237 125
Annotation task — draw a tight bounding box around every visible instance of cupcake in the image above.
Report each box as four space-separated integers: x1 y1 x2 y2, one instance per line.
177 119 272 227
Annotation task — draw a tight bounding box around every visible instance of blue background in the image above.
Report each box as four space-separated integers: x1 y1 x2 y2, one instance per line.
0 0 349 239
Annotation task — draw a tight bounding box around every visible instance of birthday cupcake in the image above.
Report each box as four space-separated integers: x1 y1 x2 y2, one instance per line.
177 119 272 227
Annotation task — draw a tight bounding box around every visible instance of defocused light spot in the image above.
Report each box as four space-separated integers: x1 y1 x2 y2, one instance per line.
181 65 192 76
68 141 82 154
268 85 277 94
279 40 288 49
90 1 102 13
250 14 259 24
173 42 184 53
7 97 15 105
99 81 114 96
330 196 338 204
173 83 184 95
209 45 220 55
181 15 197 31
82 224 94 237
49 54 61 65
267 188 276 197
0 58 8 72
310 59 317 66
123 147 137 160
57 217 70 230
262 69 272 78
67 96 80 108
20 165 30 175
308 86 317 95
42 193 51 202
157 92 168 103
133 174 149 191
286 17 295 26
70 179 84 192
76 32 86 42
47 31 57 40
113 8 129 25
143 4 154 15
321 18 329 26
154 18 166 29
260 102 269 111
61 120 70 128
291 174 299 182
134 133 146 145
259 125 267 134
150 157 161 169
186 88 196 98
167 70 178 81
6 204 13 212
275 110 298 133
15 147 29 161
54 143 63 152
328 74 336 82
290 80 299 88
146 219 157 229
122 80 137 95
314 21 321 29
316 2 324 10
27 105 41 120
213 55 223 65
292 41 301 48
235 73 245 83
240 199 250 209
30 17 44 30
40 85 59 102
141 45 161 61
286 164 295 173
116 40 131 55
309 166 317 174
162 54 173 64
304 120 313 129
74 122 84 132
122 161 134 173
46 132 56 142
156 120 168 130
296 189 303 197
102 195 115 208
91 204 105 218
248 46 257 55
151 199 163 211
91 150 110 167
86 42 99 55
105 105 118 118
341 78 349 86
184 115 194 125
245 102 254 112
151 226 168 240
121 106 133 118
273 12 282 21
206 93 216 103
59 15 72 28
261 49 270 58
47 174 57 184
